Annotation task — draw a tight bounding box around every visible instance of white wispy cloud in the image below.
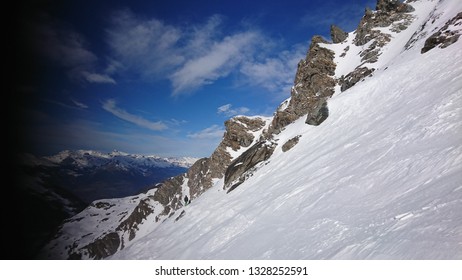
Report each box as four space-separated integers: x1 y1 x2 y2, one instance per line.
240 44 306 98
187 125 225 139
106 9 184 79
104 9 317 97
102 99 167 131
44 98 88 110
168 119 188 126
187 15 224 57
106 10 266 95
170 31 261 95
82 71 116 84
70 98 89 109
217 104 250 117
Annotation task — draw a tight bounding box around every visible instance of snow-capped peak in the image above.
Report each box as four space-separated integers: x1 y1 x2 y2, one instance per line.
43 149 198 169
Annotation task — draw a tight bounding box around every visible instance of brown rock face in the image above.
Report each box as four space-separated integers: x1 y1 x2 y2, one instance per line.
186 158 214 198
224 141 276 192
305 99 329 126
282 135 301 152
340 0 415 89
153 175 185 206
207 116 267 182
376 0 414 14
339 67 375 92
331 25 348 43
116 198 155 241
155 116 268 203
222 117 267 151
355 0 414 47
80 232 121 260
421 12 462 54
268 35 336 134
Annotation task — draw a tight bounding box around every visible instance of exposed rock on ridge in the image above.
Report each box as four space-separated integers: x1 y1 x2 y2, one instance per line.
421 12 462 53
338 0 416 92
354 0 414 58
224 140 276 192
331 25 348 43
339 67 376 92
268 35 336 135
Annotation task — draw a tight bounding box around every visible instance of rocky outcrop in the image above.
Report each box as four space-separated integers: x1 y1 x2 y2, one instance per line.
282 136 301 152
208 116 267 181
117 115 268 225
339 67 375 92
221 117 267 150
329 0 416 93
223 35 337 191
116 198 154 241
268 35 336 134
421 12 462 53
153 175 184 206
183 159 211 198
265 1 417 137
354 0 415 65
331 25 348 43
305 99 329 126
376 0 414 14
80 232 120 260
138 116 268 220
224 141 276 192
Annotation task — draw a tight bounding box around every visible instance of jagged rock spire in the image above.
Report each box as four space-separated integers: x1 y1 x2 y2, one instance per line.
266 35 336 134
330 25 348 43
376 0 400 12
376 0 415 13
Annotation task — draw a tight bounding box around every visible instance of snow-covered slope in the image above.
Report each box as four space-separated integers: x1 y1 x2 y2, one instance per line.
42 0 462 259
112 0 462 259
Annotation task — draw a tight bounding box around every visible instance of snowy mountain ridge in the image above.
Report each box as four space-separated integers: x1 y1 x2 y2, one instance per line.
41 0 462 259
21 150 197 258
41 149 197 169
21 150 198 204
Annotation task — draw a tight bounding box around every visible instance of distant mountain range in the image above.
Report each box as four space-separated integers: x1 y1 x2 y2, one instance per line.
22 150 197 203
17 150 197 258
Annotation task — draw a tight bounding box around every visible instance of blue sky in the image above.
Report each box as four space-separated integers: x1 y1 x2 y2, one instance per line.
16 0 376 157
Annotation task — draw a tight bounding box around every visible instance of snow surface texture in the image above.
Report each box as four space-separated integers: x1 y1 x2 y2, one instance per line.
110 0 462 259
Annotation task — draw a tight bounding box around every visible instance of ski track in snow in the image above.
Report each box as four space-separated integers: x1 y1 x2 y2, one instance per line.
105 0 462 259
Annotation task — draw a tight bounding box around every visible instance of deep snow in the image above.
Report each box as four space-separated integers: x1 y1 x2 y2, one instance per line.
110 0 462 259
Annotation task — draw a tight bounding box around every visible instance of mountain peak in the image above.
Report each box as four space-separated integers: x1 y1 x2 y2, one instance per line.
376 0 414 13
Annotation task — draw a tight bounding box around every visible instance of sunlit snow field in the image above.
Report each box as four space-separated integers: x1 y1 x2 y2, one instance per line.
112 0 462 259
